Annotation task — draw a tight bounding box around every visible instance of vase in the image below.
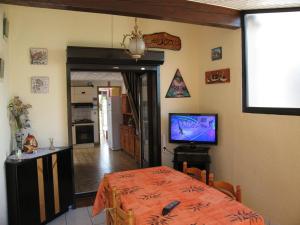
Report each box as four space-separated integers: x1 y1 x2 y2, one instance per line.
14 131 23 159
15 131 23 150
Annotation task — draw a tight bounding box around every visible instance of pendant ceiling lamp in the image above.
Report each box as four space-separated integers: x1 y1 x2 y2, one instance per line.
121 18 145 60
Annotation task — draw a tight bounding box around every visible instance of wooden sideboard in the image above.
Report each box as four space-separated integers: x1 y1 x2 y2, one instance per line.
5 147 74 225
120 125 140 163
120 94 140 164
134 135 141 163
121 94 132 115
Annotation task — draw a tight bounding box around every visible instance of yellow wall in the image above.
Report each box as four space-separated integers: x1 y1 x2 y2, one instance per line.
198 27 300 225
0 5 10 225
5 5 203 149
2 4 300 225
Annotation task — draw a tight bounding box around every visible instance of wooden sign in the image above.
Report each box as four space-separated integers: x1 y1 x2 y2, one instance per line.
143 32 181 51
205 68 230 84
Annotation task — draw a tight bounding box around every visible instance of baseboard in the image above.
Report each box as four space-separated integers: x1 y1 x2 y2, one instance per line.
73 143 95 148
74 191 97 208
75 191 97 198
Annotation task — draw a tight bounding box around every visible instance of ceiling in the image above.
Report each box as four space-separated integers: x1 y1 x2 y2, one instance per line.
71 71 123 81
188 0 300 10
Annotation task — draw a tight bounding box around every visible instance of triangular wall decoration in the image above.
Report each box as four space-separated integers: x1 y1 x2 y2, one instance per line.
165 69 191 98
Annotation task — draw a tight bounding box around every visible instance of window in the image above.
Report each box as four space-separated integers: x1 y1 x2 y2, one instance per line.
242 9 300 115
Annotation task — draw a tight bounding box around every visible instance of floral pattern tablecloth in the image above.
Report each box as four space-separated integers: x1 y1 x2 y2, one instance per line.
93 166 265 225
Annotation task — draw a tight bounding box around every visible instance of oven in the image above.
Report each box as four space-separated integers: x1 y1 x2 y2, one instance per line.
75 124 94 144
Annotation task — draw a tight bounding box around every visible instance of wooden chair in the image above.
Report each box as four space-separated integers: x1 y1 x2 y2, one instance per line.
209 173 242 202
115 192 135 225
103 176 117 225
183 161 207 183
103 175 135 225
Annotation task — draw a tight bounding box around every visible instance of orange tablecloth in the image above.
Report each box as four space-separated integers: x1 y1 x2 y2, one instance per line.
93 166 265 225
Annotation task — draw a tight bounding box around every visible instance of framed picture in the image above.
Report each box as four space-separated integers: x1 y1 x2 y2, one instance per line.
0 58 4 79
211 47 222 61
205 68 230 84
3 17 9 39
31 76 49 93
30 48 48 65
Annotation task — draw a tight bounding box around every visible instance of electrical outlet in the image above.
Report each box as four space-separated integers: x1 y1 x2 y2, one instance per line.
263 216 280 225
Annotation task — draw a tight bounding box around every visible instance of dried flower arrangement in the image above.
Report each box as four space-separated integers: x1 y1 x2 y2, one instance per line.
8 96 32 131
8 96 32 152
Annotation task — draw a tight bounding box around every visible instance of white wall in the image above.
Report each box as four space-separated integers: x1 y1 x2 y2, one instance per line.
0 5 10 225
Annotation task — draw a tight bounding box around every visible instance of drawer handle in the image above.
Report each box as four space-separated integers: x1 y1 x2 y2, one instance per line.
81 92 86 94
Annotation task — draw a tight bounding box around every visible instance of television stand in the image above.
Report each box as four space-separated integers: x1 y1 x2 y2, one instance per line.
174 145 210 153
173 145 211 183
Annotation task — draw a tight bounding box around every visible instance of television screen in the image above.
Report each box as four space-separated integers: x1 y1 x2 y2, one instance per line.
169 113 218 145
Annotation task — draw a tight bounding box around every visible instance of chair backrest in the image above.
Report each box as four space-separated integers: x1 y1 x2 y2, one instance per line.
103 176 135 224
183 161 207 183
115 192 135 225
103 176 117 225
209 173 242 202
103 176 117 208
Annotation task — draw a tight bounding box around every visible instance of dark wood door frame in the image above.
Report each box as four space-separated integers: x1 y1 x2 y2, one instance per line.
66 46 164 197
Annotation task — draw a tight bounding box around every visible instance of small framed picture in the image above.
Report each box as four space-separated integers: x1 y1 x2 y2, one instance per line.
211 47 222 61
31 76 49 94
30 48 48 65
3 17 9 39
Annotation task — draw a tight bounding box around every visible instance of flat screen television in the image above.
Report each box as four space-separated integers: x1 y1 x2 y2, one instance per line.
169 113 218 145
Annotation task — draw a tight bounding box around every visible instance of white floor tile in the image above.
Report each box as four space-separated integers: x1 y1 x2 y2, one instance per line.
87 206 106 225
66 207 93 225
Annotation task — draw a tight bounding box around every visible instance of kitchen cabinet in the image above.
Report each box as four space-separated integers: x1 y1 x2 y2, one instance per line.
120 125 140 163
6 147 73 225
71 87 96 103
120 125 135 158
134 135 141 163
121 94 132 114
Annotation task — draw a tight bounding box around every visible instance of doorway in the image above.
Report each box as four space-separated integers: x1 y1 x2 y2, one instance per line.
70 72 141 194
98 88 108 142
67 46 164 198
98 86 122 143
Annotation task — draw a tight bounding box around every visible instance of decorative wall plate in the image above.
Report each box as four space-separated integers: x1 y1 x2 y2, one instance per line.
166 69 190 98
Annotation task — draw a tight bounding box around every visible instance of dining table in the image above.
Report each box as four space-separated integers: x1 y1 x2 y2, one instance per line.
93 166 265 225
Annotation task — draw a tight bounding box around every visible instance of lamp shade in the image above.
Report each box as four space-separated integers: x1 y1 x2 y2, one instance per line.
128 37 145 59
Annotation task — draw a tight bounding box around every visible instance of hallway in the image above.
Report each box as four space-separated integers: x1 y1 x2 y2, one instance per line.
73 141 139 193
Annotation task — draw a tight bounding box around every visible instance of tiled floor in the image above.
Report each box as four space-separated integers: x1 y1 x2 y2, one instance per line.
47 206 106 225
73 140 139 193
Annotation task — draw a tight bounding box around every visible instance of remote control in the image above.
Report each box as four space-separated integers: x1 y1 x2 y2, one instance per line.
162 200 181 216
